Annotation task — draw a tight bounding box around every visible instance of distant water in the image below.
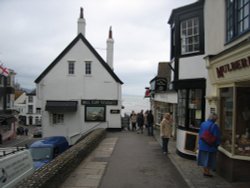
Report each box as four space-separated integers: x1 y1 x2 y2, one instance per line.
121 95 150 116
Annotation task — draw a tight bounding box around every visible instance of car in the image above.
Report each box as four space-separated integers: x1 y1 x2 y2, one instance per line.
0 148 34 188
29 136 69 169
33 127 42 138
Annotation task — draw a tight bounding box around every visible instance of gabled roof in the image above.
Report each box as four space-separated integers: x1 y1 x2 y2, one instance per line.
35 33 123 84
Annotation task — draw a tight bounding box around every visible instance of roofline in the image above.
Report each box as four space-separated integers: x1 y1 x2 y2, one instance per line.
34 33 123 84
168 0 204 24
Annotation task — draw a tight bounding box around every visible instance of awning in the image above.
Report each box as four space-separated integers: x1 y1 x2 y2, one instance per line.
45 101 78 112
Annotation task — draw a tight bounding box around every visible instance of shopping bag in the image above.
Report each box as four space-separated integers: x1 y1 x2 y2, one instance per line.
201 130 217 146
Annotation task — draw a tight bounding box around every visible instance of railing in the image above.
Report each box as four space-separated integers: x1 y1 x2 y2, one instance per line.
0 146 27 158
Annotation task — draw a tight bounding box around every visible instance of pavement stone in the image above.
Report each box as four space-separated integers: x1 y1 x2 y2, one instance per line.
60 137 118 188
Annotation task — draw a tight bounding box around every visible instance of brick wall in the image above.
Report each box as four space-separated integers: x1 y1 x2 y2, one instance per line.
16 128 106 188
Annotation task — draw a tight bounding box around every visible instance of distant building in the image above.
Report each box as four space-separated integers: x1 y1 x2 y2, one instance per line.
149 62 177 126
14 90 42 126
35 8 123 145
0 69 17 142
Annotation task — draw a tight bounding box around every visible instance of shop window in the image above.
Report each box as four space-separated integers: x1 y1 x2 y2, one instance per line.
177 89 204 128
235 87 250 156
177 90 187 127
188 89 202 128
220 87 233 153
156 105 171 124
1 121 11 132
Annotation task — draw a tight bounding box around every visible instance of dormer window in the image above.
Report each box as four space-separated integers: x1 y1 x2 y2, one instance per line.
180 17 200 55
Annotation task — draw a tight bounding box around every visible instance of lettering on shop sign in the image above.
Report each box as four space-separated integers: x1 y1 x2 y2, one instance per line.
110 109 120 114
81 100 118 105
216 56 250 78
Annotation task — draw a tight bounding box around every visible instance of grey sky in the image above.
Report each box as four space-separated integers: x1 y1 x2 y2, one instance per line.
0 0 196 96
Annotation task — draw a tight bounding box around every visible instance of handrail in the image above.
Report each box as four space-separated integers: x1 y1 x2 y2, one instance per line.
0 146 26 157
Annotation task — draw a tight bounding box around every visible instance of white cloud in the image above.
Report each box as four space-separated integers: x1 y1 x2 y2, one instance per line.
0 0 196 95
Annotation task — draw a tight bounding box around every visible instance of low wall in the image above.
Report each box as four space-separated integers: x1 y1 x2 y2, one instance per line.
16 128 106 188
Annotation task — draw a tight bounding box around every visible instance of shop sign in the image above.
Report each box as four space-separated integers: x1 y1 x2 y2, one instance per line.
216 56 250 78
81 100 118 105
110 109 120 114
155 78 167 92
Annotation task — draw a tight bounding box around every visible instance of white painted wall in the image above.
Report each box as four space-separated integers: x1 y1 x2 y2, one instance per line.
179 55 206 80
204 0 225 56
37 39 122 145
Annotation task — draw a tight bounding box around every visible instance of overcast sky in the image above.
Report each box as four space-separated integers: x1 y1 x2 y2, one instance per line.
0 0 196 96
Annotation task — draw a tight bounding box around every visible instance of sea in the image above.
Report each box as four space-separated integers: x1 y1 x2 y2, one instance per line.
121 95 150 116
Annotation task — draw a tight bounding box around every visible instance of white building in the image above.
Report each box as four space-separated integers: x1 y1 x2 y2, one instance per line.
35 8 123 145
204 0 250 182
14 90 42 126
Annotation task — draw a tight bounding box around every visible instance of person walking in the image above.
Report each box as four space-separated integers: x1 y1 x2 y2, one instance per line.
144 110 148 130
137 110 144 134
24 127 29 136
197 113 221 177
147 110 154 136
130 111 137 132
160 113 173 154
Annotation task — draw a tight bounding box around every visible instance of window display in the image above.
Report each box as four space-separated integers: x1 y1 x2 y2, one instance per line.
220 87 233 153
220 87 250 157
235 87 250 156
177 90 186 127
177 89 203 128
188 89 202 128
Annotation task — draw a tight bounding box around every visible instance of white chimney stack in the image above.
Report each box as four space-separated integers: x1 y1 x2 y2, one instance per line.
78 7 86 36
106 26 114 70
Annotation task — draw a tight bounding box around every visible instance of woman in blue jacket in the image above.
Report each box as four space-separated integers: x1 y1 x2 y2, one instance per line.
197 113 221 177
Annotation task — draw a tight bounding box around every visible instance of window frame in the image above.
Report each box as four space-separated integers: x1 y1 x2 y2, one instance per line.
177 88 205 129
51 113 64 125
68 61 75 75
180 17 200 55
85 105 106 122
85 61 92 75
226 0 250 42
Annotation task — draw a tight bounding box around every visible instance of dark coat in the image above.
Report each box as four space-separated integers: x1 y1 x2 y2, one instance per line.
147 113 154 126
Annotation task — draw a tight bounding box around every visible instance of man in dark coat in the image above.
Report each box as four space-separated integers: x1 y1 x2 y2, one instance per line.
137 110 144 134
147 110 154 136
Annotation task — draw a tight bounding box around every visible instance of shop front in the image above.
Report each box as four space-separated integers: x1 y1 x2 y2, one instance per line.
206 39 250 181
174 79 206 159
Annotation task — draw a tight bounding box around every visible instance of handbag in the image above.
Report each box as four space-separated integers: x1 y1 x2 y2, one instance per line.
201 123 217 146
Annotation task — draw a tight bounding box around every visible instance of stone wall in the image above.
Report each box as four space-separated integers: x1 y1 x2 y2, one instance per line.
16 128 106 188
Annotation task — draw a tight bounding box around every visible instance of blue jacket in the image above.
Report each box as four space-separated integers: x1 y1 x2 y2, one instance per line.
198 119 221 152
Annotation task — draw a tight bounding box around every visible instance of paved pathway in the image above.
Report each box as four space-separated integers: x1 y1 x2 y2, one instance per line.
99 131 188 188
61 137 117 188
61 130 250 188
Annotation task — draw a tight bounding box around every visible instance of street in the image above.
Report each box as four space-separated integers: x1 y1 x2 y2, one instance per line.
1 125 41 148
